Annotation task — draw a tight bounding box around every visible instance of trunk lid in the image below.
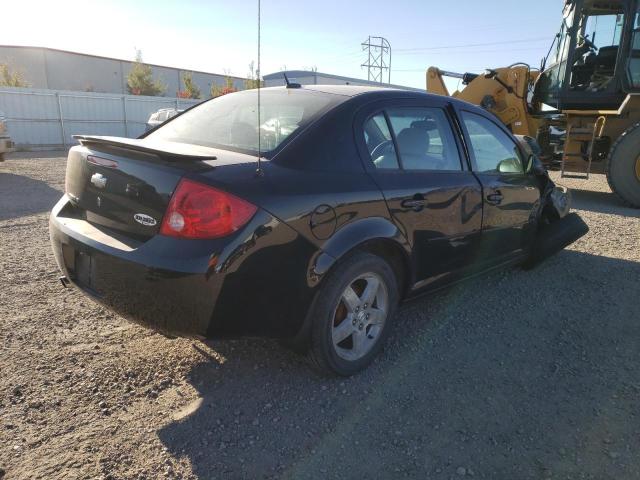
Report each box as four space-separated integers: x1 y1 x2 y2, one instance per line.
65 137 219 239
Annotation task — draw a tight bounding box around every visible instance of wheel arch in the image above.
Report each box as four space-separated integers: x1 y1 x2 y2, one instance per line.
287 217 412 350
354 238 412 298
314 216 413 298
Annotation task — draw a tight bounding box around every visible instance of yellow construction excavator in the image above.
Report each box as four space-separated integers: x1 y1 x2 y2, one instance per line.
427 0 640 207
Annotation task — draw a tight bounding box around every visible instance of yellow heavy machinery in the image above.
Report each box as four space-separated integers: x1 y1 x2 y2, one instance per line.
427 0 640 207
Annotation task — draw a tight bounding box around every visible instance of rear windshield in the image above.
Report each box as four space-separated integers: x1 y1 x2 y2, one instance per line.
145 89 343 156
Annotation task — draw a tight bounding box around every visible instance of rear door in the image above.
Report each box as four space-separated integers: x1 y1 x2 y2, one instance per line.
356 98 483 289
457 109 540 261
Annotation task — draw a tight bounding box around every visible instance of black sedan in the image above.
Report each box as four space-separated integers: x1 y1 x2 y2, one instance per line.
49 85 585 376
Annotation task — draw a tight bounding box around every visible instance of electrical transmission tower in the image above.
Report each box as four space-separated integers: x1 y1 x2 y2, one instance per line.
361 36 391 84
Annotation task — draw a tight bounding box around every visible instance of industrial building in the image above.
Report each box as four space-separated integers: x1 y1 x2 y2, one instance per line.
0 46 421 97
0 45 247 96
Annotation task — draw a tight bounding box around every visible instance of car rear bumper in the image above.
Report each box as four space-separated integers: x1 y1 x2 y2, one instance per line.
49 196 225 337
49 195 321 339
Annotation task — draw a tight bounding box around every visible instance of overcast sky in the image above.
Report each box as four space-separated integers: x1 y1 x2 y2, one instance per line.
2 0 562 90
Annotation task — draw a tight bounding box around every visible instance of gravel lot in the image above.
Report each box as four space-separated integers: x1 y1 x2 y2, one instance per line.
1 152 639 480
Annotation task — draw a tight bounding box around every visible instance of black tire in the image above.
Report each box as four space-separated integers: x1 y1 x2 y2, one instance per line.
308 251 399 377
605 122 640 208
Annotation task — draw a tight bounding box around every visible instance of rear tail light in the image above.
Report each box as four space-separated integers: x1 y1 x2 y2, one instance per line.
160 178 257 239
87 155 119 169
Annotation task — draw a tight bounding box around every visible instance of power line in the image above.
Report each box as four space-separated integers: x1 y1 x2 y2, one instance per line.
394 36 550 54
390 47 549 66
313 35 552 71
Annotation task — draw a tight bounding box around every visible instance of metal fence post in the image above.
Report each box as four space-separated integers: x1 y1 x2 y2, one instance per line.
122 95 128 137
56 92 66 147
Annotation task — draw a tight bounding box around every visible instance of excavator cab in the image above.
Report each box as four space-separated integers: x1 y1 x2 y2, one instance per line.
537 0 640 110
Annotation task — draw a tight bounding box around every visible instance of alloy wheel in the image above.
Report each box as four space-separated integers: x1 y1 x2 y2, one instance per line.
331 272 388 361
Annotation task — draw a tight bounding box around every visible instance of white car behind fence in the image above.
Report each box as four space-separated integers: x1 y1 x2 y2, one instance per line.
0 110 15 161
145 108 183 132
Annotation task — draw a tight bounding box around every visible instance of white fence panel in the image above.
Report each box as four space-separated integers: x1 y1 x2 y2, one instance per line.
0 90 59 120
0 87 203 149
64 121 126 139
178 99 200 110
8 120 63 147
60 94 123 121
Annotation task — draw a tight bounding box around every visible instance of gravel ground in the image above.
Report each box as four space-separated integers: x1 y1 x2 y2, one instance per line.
1 152 639 480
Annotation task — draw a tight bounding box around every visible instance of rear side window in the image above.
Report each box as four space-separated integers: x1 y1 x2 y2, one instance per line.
461 111 524 174
386 107 462 171
363 113 399 169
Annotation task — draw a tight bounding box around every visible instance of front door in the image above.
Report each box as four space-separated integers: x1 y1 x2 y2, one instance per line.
458 109 540 262
358 100 483 288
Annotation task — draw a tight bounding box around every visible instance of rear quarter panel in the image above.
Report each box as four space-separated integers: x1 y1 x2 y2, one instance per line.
189 98 410 338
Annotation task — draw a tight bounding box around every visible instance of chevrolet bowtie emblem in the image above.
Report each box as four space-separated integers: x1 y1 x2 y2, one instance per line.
91 173 107 189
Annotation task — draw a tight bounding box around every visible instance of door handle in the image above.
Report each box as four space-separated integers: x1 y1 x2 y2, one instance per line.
401 195 426 211
486 191 503 205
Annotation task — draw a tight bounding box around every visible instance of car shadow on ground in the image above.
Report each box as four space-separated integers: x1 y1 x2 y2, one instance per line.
569 187 640 218
0 173 61 221
158 250 640 479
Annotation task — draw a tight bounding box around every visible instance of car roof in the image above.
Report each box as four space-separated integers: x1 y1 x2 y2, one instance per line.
301 84 409 96
261 84 415 97
257 85 479 111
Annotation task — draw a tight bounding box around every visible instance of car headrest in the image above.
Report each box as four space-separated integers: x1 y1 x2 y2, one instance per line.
396 128 430 156
410 119 438 131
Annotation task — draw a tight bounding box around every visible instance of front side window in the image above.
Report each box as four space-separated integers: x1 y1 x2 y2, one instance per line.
461 111 523 174
386 107 462 171
147 89 341 156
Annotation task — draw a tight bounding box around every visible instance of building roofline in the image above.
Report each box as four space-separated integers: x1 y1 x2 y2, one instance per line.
262 69 423 91
263 70 354 81
0 44 248 81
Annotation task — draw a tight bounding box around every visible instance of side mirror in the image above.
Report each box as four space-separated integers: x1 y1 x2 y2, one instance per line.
498 158 523 173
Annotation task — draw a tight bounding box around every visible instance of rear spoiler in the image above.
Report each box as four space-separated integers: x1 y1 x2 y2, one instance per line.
73 135 217 161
